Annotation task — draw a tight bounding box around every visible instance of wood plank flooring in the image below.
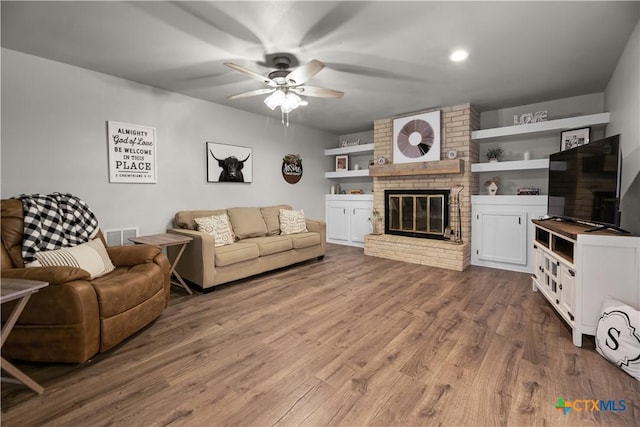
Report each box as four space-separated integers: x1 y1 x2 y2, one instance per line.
2 244 639 426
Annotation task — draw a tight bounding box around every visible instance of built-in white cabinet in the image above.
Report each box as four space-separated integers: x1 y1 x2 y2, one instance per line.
472 195 547 273
532 220 640 347
325 194 373 247
476 211 527 265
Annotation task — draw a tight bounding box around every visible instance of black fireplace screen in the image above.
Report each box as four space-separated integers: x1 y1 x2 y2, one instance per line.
385 189 449 239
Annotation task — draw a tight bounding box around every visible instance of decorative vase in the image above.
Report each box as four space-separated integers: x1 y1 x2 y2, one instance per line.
486 182 498 195
489 158 498 163
372 218 383 235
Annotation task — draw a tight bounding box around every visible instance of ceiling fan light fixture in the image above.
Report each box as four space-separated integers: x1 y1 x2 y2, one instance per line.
281 92 303 113
264 89 307 114
264 90 285 110
449 49 469 62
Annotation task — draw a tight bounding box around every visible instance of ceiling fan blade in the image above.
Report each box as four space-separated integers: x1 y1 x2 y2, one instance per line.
228 88 275 100
286 60 325 85
293 86 344 98
224 62 276 86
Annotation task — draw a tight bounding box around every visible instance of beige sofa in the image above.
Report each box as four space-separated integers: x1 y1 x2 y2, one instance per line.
167 205 325 291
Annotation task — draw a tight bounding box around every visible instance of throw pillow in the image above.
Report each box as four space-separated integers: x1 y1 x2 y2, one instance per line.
595 296 640 381
279 209 308 235
261 205 290 236
32 238 116 279
227 207 268 239
194 214 236 247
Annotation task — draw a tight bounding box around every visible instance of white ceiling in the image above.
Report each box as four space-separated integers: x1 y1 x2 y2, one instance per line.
2 1 639 135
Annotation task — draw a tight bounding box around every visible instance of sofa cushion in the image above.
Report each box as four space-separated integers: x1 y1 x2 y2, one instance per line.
228 207 268 239
242 236 293 256
91 263 165 317
279 209 308 235
31 239 116 279
194 214 236 247
287 232 321 249
261 205 291 235
214 242 260 267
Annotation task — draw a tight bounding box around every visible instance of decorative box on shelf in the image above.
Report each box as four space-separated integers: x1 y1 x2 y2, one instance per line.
517 188 540 195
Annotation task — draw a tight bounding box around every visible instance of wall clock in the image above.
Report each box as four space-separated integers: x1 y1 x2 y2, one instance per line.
392 110 441 164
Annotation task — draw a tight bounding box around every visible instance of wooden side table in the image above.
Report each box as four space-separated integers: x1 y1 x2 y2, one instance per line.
129 233 194 295
1 278 49 394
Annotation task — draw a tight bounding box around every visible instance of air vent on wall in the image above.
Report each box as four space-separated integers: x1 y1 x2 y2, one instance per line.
104 228 138 246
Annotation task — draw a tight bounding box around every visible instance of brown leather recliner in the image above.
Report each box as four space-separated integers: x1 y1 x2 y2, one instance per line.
1 199 170 363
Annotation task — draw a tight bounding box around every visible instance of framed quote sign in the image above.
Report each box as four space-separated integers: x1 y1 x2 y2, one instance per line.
107 121 157 183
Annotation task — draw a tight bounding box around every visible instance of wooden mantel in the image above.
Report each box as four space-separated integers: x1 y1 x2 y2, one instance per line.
368 159 463 177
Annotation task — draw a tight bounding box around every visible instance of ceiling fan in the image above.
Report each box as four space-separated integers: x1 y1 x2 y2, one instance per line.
225 53 344 126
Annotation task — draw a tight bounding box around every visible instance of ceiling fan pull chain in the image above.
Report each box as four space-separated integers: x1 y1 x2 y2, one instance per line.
281 109 290 127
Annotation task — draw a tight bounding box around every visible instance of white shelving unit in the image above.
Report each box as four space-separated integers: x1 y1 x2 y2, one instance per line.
325 170 370 179
324 143 375 179
471 112 610 174
470 111 611 272
324 142 374 246
324 143 375 156
471 158 549 173
471 112 610 140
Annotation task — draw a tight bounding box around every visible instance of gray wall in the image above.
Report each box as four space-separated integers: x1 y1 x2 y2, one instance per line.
1 48 337 235
605 18 640 235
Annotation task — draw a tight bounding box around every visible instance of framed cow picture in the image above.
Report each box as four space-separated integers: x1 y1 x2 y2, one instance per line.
206 142 252 183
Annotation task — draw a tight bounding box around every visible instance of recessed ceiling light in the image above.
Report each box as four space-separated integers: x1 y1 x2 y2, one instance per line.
449 49 469 62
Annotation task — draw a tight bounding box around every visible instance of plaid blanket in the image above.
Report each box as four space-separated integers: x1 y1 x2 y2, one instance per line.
14 193 100 264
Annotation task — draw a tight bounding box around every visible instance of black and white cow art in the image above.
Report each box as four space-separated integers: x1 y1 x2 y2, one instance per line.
210 150 251 182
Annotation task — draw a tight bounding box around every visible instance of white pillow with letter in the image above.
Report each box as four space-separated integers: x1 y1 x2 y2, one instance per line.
595 296 640 381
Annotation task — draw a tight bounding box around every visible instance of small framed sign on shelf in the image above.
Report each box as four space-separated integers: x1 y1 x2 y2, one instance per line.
560 127 590 151
336 155 348 171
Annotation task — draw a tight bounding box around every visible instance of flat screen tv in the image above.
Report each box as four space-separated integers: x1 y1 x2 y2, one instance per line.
547 134 622 229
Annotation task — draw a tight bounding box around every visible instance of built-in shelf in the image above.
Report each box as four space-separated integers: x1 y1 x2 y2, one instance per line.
325 193 373 200
472 195 548 205
471 158 549 172
471 112 610 140
325 169 370 179
324 143 375 156
368 159 463 177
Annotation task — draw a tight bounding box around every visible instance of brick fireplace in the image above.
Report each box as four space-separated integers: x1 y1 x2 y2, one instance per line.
364 103 479 271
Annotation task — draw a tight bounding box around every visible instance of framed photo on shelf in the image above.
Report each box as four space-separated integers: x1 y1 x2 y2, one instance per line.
560 127 590 151
335 155 348 171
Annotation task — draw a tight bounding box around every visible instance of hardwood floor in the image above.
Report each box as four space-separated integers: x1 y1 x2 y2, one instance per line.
2 244 638 426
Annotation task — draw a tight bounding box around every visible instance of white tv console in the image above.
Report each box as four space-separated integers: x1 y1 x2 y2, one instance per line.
531 219 640 347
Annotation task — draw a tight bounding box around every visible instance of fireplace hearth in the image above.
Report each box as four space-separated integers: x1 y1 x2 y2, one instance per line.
384 189 449 239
